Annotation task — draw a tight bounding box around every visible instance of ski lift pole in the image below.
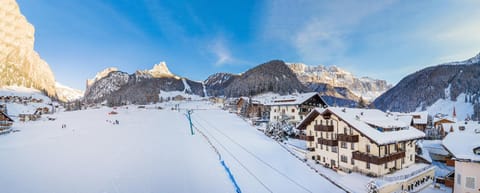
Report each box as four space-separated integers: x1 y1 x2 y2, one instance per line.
186 109 194 135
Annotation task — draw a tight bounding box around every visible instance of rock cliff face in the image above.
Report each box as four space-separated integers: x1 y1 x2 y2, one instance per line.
0 0 56 97
288 63 390 101
373 52 480 119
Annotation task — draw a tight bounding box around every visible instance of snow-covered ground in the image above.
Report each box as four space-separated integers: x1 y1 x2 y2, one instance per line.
0 100 344 193
418 93 473 121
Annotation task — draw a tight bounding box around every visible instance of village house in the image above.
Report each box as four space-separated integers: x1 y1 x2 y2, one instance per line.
434 116 456 137
266 92 328 126
297 107 434 193
0 111 14 134
235 97 268 119
393 111 430 132
442 125 480 193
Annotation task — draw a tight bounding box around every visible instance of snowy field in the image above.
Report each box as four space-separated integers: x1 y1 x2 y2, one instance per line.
0 100 344 193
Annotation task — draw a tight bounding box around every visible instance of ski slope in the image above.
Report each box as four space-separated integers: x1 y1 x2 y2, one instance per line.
0 101 344 193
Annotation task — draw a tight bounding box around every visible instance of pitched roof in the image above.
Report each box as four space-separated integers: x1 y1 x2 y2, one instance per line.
264 92 326 106
442 124 480 162
441 121 480 133
297 107 425 145
392 111 428 125
0 111 14 122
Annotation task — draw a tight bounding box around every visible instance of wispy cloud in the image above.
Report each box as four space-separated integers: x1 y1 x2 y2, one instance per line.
262 0 396 64
209 37 239 66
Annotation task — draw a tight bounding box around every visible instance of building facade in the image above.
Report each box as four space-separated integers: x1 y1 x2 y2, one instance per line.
267 92 327 126
297 107 435 192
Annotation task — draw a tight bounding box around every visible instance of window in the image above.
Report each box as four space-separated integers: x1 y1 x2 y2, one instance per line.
323 157 325 162
366 144 370 153
274 109 277 113
351 158 355 165
292 109 295 113
466 176 476 189
341 155 348 163
410 154 413 161
341 142 347 149
320 144 323 150
402 158 405 164
457 174 462 185
366 162 370 169
344 127 347 134
332 146 338 153
326 146 329 151
351 143 355 150
384 162 388 169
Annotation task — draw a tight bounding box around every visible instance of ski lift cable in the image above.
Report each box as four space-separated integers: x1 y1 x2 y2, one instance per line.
192 120 273 193
193 115 313 193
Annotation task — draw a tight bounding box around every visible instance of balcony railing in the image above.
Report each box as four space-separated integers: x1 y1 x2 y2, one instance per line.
317 138 338 146
314 125 334 132
352 151 405 165
296 135 314 142
338 134 359 142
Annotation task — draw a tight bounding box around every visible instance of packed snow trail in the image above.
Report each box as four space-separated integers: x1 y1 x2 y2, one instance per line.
192 117 313 193
192 120 274 193
185 113 242 193
180 101 345 193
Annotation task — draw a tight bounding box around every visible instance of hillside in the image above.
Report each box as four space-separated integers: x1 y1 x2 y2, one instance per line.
373 52 480 120
222 60 308 97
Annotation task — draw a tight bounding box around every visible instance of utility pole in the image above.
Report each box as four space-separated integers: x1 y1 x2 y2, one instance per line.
186 110 194 135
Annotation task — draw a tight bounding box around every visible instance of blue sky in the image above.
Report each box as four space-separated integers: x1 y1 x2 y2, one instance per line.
17 0 480 90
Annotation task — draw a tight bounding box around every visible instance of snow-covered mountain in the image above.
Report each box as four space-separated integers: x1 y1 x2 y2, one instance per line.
0 0 56 97
84 63 205 104
86 67 119 89
55 82 84 102
288 63 391 101
374 52 480 120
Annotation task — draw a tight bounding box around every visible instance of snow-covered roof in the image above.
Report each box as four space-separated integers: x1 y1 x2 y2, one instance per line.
441 121 480 133
298 107 425 145
433 116 456 124
442 123 480 162
392 111 428 125
265 92 324 106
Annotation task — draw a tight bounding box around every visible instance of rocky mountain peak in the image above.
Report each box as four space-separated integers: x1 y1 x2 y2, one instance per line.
147 62 175 78
86 67 119 89
287 63 391 101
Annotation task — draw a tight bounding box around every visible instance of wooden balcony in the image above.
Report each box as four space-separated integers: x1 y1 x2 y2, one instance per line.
317 138 338 146
314 125 334 132
337 134 359 142
296 135 314 142
352 151 405 165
